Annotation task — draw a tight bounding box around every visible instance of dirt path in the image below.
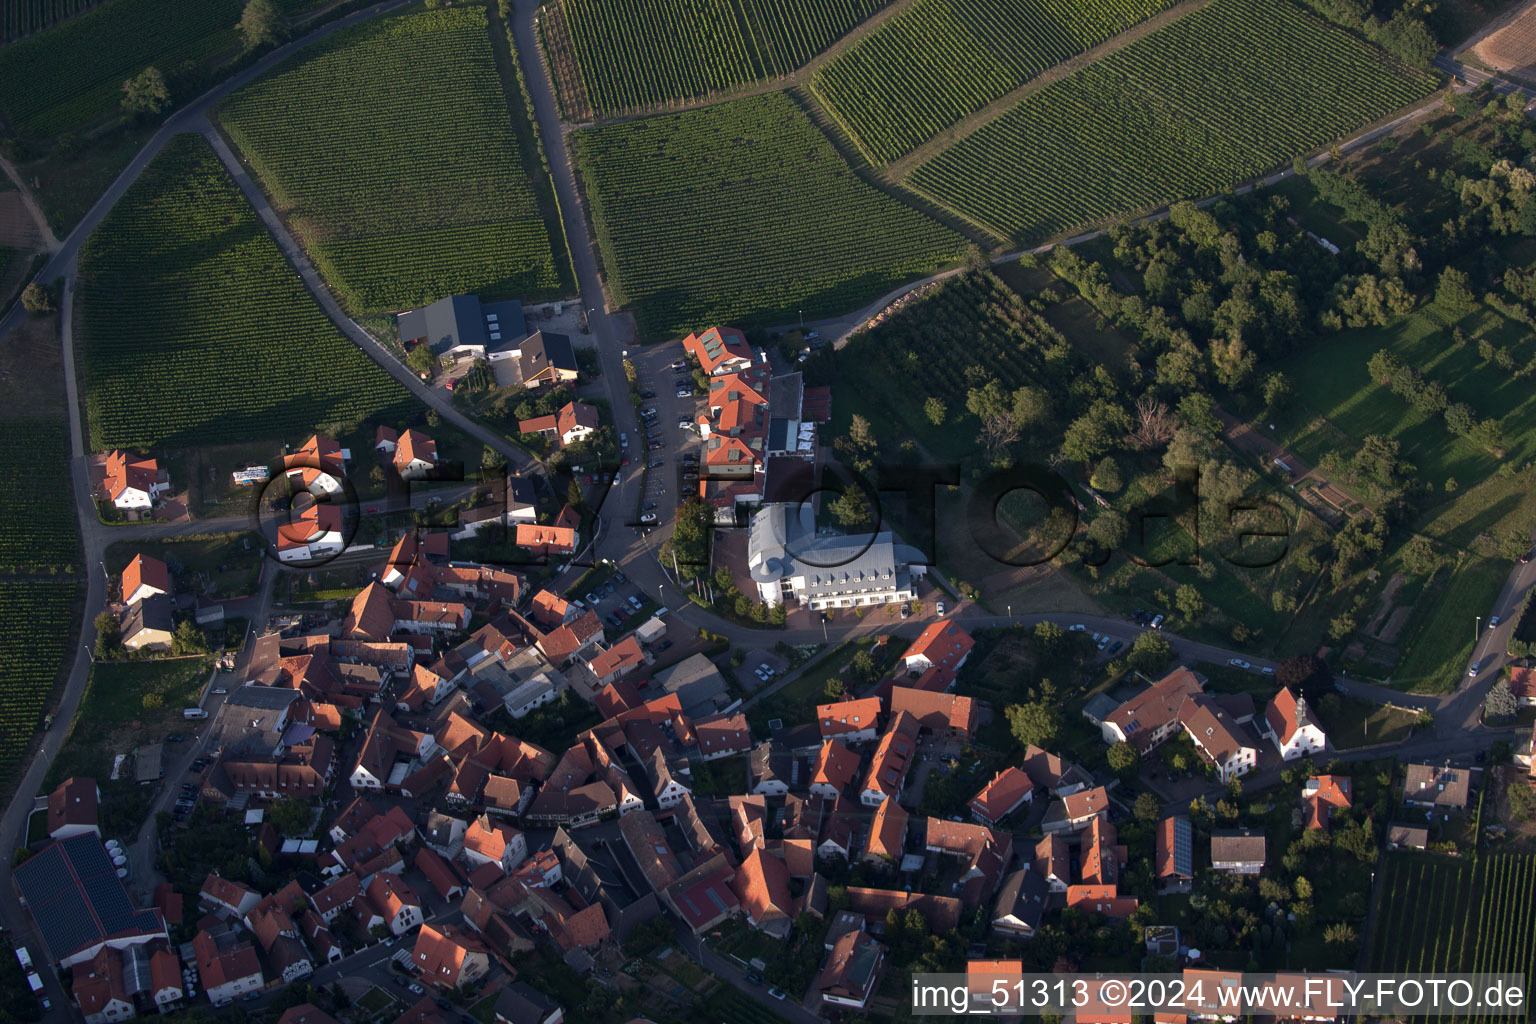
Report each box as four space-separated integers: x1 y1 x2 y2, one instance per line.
884 0 1214 181
0 151 60 252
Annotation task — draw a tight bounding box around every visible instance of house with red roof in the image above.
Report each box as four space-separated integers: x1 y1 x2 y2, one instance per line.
1101 664 1204 751
694 712 751 760
555 401 600 447
276 501 346 563
463 814 527 872
859 711 919 807
283 435 349 497
1156 815 1193 894
1034 834 1069 892
682 326 756 376
968 767 1032 825
809 739 861 799
103 449 169 510
1262 687 1328 761
889 686 976 740
897 620 975 690
193 929 264 1006
364 874 424 936
120 553 170 606
1065 883 1139 919
1042 785 1109 834
149 946 183 1009
47 777 99 840
731 847 793 938
411 924 490 990
414 847 465 901
817 929 885 1010
863 796 909 864
1301 775 1352 829
200 874 261 919
393 429 438 481
586 636 644 687
516 505 581 557
663 853 739 935
1179 695 1258 783
75 946 133 1024
817 696 882 743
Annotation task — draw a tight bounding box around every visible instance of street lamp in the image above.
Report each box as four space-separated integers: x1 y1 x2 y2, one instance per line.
1476 616 1482 644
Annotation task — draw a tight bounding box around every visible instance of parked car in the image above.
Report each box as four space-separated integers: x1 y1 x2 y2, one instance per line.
648 459 664 469
936 601 946 615
676 389 692 398
1068 623 1086 632
674 377 690 387
1149 614 1165 629
210 687 227 695
1491 615 1502 628
1228 658 1251 669
671 360 688 370
678 420 692 430
619 433 629 448
640 407 657 417
639 390 655 399
640 513 658 524
1260 666 1275 675
900 603 910 619
657 640 673 652
1469 659 1483 677
586 591 600 605
408 984 424 995
744 972 764 986
768 988 786 1000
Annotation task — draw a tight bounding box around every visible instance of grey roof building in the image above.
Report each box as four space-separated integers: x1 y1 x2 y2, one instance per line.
396 295 527 360
746 503 928 610
13 834 168 966
517 331 579 388
493 982 561 1024
653 653 733 719
121 593 174 649
210 686 303 757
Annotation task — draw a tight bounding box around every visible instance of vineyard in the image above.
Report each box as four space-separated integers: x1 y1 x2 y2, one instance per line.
77 134 415 450
0 420 78 575
0 581 80 777
1369 853 1536 996
0 0 241 136
544 0 888 119
907 0 1437 243
569 91 969 339
811 0 1179 165
218 6 566 313
0 0 97 43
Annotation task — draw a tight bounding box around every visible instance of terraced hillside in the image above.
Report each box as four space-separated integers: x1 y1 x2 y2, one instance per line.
76 134 414 450
908 0 1437 243
811 0 1182 164
570 90 969 339
219 5 568 312
542 0 888 119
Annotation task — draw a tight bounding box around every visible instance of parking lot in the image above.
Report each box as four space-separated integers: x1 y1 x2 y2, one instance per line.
576 569 662 634
628 347 704 527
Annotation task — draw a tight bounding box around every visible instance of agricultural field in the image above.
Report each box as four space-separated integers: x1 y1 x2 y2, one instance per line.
0 420 78 575
47 657 212 786
0 581 80 777
1368 853 1536 987
811 0 1180 165
908 0 1437 243
219 5 569 312
543 0 887 119
570 91 969 339
0 0 242 137
0 0 97 43
76 133 415 450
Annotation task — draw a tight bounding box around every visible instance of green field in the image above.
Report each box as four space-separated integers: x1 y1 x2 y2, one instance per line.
1368 854 1536 986
547 0 888 119
0 420 78 575
0 0 242 136
219 5 568 313
0 0 97 42
571 90 968 339
76 133 415 450
812 0 1179 164
0 581 80 776
908 0 1437 243
48 657 212 784
1276 305 1536 494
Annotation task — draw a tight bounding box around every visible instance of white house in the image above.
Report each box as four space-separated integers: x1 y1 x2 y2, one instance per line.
194 932 264 1007
1180 697 1258 783
1262 687 1328 760
283 435 349 497
504 672 564 719
393 429 438 481
461 815 528 873
275 502 346 564
647 749 691 810
365 874 424 936
104 450 169 510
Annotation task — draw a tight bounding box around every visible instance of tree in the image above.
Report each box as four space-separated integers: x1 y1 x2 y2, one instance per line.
1128 394 1176 449
835 414 878 474
20 283 54 315
1127 631 1173 674
238 0 289 50
1275 655 1333 706
1174 583 1203 621
824 677 846 700
829 483 872 528
924 397 947 426
1323 922 1358 951
1106 741 1140 780
849 650 878 685
171 619 207 656
1088 457 1122 494
1005 683 1061 749
566 478 584 508
1486 679 1518 720
267 797 312 837
1085 509 1128 551
122 66 170 117
1436 266 1479 317
1033 620 1064 656
1262 371 1293 411
93 610 121 659
1133 792 1160 822
407 344 436 378
1012 386 1052 432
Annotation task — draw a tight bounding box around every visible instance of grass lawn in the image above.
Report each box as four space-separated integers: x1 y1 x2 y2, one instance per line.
357 987 397 1016
699 987 794 1023
690 754 748 798
48 657 213 786
1323 695 1419 749
105 535 262 601
466 995 495 1024
1192 662 1276 696
1392 556 1508 692
1274 302 1536 497
748 638 880 732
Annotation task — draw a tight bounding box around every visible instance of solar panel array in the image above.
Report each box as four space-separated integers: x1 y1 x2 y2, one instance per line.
1172 818 1194 877
14 834 164 961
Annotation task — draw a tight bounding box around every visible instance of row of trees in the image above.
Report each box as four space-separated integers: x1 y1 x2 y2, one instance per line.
1366 347 1505 454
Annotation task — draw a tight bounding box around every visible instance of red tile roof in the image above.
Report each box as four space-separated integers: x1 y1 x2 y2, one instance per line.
682 326 754 375
811 739 861 794
866 798 909 861
968 767 1031 824
104 449 161 501
1303 774 1352 829
731 846 792 927
889 686 976 736
557 401 600 438
902 620 974 678
695 712 751 757
816 696 882 739
413 847 464 900
862 711 919 799
1264 686 1314 744
588 636 644 680
47 777 98 833
1107 667 1203 750
121 553 170 601
1062 786 1109 822
394 429 437 473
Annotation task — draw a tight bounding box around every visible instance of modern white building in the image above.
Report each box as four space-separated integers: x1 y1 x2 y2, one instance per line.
746 503 927 610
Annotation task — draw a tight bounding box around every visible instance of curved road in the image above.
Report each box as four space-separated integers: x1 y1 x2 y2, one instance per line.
0 4 1528 1015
